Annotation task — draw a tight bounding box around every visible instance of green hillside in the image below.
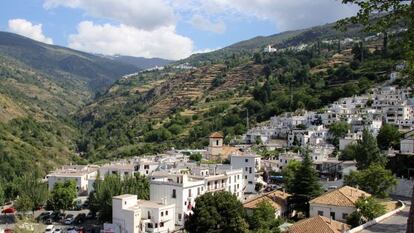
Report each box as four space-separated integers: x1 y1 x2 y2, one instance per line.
180 22 368 66
76 23 401 160
0 31 139 92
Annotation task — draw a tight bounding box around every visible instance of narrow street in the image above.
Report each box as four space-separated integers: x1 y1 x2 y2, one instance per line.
359 202 410 233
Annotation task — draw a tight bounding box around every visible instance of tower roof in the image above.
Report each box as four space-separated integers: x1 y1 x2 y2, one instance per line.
209 132 223 138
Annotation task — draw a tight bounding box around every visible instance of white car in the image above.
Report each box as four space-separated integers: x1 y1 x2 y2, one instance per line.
54 228 62 233
45 225 54 233
64 214 74 225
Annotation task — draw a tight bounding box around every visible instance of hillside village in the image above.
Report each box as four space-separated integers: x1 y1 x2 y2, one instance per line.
38 61 414 232
1 1 414 233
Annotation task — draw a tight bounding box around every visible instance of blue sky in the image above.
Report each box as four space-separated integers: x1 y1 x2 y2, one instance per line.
0 0 358 60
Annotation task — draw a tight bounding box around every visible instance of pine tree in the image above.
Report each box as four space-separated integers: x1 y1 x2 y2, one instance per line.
355 129 387 170
291 153 322 197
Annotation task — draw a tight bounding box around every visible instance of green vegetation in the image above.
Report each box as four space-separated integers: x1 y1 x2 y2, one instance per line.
88 174 149 222
341 129 387 169
289 153 322 197
14 174 49 213
376 123 401 150
47 180 77 212
248 201 282 233
346 196 386 228
281 160 301 193
344 164 397 198
78 29 397 160
185 192 250 233
189 153 202 162
328 121 350 147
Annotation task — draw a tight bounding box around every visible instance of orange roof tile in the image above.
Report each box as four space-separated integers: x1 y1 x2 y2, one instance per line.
243 190 291 210
287 215 349 233
309 186 370 207
209 132 223 138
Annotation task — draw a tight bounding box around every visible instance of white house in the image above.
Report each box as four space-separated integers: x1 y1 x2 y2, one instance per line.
111 194 175 233
230 153 263 193
46 165 99 195
309 186 370 222
401 138 414 154
150 173 205 226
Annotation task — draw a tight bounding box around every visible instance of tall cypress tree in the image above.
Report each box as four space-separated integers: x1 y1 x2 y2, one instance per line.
291 153 322 198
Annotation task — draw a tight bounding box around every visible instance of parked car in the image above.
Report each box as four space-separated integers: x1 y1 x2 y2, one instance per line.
65 214 75 225
37 211 52 222
2 207 16 214
86 211 96 219
45 225 54 233
75 213 86 224
54 228 62 233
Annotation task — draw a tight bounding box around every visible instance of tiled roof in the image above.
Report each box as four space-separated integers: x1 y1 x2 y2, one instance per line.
309 186 370 207
209 132 223 138
243 190 290 210
287 215 349 233
243 196 281 210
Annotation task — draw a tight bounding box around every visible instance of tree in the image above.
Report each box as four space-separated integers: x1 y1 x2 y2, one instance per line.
88 174 149 222
339 143 358 161
185 192 249 233
290 153 322 197
47 180 77 212
249 201 281 233
347 196 386 227
344 164 397 198
189 153 202 162
337 0 414 78
354 129 387 170
0 180 5 206
328 121 350 146
282 160 301 193
16 174 49 213
14 195 33 213
377 123 401 150
254 53 263 64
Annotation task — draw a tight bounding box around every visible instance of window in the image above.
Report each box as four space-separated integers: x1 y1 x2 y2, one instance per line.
178 214 182 221
248 181 253 184
317 211 324 216
342 213 348 220
249 167 252 174
161 212 164 217
160 222 164 227
245 167 248 171
188 189 192 197
172 189 176 198
166 210 168 216
245 159 249 163
155 223 158 228
216 140 219 146
330 212 335 220
148 211 151 219
245 175 247 179
144 165 149 169
197 187 200 195
184 201 187 206
148 223 153 228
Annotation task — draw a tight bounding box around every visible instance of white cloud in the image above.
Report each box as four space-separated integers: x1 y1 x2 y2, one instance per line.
43 0 175 30
8 19 53 44
68 21 193 60
190 15 226 33
207 0 359 31
193 47 221 54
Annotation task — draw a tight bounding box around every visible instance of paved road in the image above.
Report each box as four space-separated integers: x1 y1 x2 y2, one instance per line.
359 203 410 233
